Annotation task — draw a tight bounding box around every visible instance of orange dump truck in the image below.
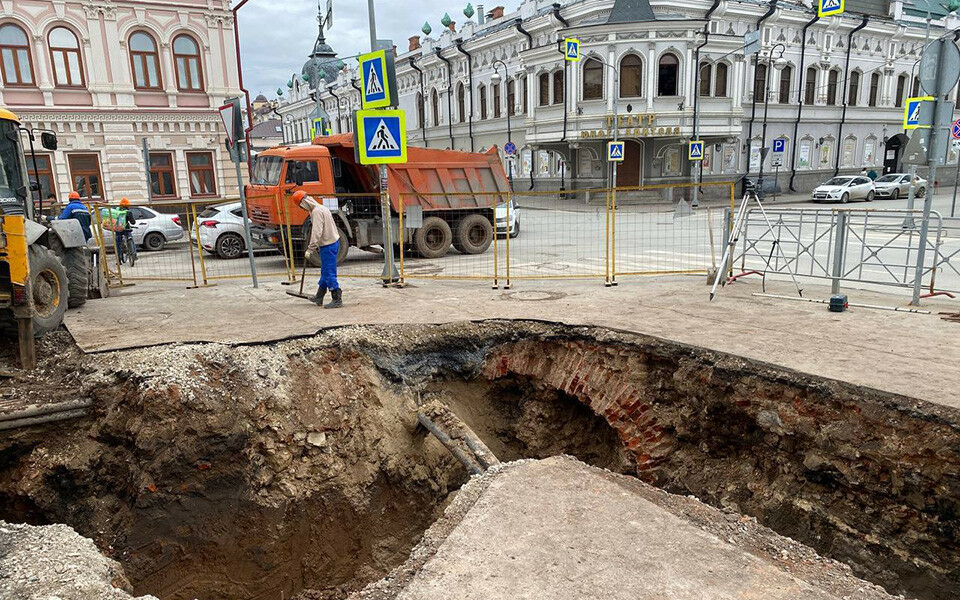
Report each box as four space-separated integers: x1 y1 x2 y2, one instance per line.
245 134 510 263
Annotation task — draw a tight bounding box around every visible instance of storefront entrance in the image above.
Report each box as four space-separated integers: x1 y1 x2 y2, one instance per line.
618 140 643 187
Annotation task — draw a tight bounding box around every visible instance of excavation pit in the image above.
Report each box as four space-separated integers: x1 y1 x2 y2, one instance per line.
0 322 958 600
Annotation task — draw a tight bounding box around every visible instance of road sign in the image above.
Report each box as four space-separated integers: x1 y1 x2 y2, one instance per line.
354 109 407 165
920 38 960 97
564 38 580 62
688 140 704 161
818 0 843 17
771 155 783 168
358 49 397 109
952 119 960 140
312 117 331 139
607 141 625 162
504 141 517 156
904 96 933 129
218 98 243 146
743 31 761 56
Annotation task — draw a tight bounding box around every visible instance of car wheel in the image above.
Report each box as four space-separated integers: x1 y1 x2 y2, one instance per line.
866 191 875 202
510 218 520 239
143 232 165 251
890 189 899 200
840 193 850 204
215 232 244 259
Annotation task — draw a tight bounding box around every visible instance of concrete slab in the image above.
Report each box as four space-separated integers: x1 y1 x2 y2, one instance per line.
352 457 894 600
63 276 959 408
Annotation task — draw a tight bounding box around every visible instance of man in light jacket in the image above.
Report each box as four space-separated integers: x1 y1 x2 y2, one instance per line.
294 190 342 308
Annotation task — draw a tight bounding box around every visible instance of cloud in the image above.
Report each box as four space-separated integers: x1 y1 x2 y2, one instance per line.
237 0 448 98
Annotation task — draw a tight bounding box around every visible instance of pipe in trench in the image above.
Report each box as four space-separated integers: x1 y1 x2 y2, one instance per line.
455 40 475 152
788 12 821 192
417 413 484 475
435 48 456 150
834 16 869 177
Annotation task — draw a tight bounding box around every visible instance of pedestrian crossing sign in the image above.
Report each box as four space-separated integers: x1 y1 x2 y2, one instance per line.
817 0 843 17
358 49 395 109
564 38 580 62
904 96 933 129
355 109 407 165
607 141 625 162
688 140 704 161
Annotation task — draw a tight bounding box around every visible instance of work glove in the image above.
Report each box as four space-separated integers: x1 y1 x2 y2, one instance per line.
304 248 315 261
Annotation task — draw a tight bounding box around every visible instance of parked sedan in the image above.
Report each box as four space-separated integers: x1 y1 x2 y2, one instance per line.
873 173 927 200
495 198 520 238
811 176 875 203
198 202 268 259
99 206 185 251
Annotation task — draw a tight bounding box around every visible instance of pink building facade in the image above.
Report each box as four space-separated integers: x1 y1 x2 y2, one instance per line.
0 0 242 204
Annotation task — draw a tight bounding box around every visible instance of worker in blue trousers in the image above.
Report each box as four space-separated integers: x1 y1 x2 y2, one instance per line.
293 190 342 308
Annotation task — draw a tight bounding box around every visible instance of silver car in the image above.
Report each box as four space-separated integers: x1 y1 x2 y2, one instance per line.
495 198 520 238
873 173 927 200
197 202 268 259
98 206 185 251
811 176 875 203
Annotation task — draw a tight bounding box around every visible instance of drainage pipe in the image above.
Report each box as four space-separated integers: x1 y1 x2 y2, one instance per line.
514 19 533 47
435 48 456 149
328 88 342 136
834 15 869 177
744 0 778 194
552 3 569 27
409 57 428 147
0 409 90 432
455 39 476 152
788 12 820 192
0 399 92 423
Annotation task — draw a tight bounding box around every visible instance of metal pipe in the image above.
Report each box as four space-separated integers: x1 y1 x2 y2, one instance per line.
417 413 484 474
692 0 722 207
494 59 513 189
834 15 869 177
232 0 256 178
751 293 931 314
514 18 533 47
409 56 428 147
455 39 476 152
0 399 92 423
328 88 342 134
757 43 785 196
0 409 90 432
788 12 820 192
435 48 456 149
744 0 778 195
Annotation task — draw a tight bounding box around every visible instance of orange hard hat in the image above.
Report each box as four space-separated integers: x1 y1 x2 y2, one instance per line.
119 197 130 207
292 190 307 202
68 191 80 200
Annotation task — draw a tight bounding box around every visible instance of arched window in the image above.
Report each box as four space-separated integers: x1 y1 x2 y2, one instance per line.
869 72 880 107
582 57 603 100
848 71 860 106
431 88 440 126
826 69 839 105
657 53 679 96
552 70 564 105
49 27 83 87
620 54 642 98
754 63 767 102
804 67 817 105
456 83 465 122
415 92 424 128
895 74 907 107
538 72 550 106
698 61 711 97
714 62 728 97
129 31 162 90
478 84 487 119
173 34 203 92
778 65 792 103
0 23 34 86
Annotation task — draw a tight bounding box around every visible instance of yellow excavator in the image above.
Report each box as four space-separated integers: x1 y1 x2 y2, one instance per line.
0 107 106 367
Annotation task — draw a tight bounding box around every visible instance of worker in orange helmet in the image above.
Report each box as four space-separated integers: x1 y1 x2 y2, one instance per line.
57 190 92 240
292 189 342 308
114 197 137 265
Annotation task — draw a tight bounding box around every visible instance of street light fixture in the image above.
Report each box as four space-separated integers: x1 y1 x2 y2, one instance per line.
491 59 514 189
756 42 786 197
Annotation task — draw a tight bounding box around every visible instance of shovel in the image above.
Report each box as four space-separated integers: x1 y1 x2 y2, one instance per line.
285 258 312 300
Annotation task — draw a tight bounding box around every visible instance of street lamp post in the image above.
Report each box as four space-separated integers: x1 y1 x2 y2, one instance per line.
491 60 513 189
756 43 787 198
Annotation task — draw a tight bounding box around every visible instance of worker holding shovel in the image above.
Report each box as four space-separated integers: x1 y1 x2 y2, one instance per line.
293 190 342 309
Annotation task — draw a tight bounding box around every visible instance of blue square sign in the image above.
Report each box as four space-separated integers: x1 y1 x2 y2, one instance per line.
358 49 394 109
356 109 407 165
688 140 704 161
772 138 787 153
607 141 625 162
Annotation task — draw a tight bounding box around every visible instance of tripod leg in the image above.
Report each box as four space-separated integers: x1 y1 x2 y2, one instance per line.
753 199 804 297
710 194 752 300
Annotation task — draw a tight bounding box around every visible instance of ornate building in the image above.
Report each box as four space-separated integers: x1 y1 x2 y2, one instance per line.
1 0 243 204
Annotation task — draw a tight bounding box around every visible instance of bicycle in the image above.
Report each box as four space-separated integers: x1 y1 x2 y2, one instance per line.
116 232 136 267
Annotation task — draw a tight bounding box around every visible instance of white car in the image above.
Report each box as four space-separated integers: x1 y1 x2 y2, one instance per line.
495 198 520 238
873 173 927 200
811 176 875 203
198 202 267 259
98 206 185 251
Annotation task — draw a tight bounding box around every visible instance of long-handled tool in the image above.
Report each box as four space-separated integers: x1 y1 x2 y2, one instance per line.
285 259 311 299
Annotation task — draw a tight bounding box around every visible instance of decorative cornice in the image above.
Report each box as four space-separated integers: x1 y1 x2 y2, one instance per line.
16 112 223 123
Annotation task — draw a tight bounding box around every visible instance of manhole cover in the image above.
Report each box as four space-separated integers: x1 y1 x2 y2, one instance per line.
502 290 567 302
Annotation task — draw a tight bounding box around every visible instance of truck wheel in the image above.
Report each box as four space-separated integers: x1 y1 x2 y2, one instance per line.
28 245 70 336
62 247 89 308
337 227 349 265
414 217 453 259
453 214 494 255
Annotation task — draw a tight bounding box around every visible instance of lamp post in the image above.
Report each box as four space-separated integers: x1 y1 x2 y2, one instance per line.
756 43 787 198
491 60 513 188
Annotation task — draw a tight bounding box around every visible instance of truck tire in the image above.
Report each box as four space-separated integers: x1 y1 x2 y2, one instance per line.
28 245 70 336
337 227 349 265
414 217 453 259
453 214 493 255
46 235 89 308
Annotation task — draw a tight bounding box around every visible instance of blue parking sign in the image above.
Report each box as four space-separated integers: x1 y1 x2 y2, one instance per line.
772 138 786 154
607 141 625 162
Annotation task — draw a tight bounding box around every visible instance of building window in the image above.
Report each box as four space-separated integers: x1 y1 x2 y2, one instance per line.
493 82 501 118
186 152 216 197
620 54 642 98
29 155 56 201
754 63 767 102
552 70 564 105
804 67 816 105
432 88 440 125
0 23 34 86
658 53 679 96
896 74 906 107
539 72 550 106
911 76 920 98
778 65 792 103
48 27 84 87
148 153 177 198
714 62 728 97
415 92 424 128
848 71 860 106
869 72 880 107
129 31 162 90
456 83 465 122
507 79 516 116
478 84 487 120
698 61 711 97
173 34 203 92
521 76 528 114
583 57 603 100
68 154 103 199
826 69 839 105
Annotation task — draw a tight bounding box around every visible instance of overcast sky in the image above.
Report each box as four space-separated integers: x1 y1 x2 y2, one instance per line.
237 0 454 98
